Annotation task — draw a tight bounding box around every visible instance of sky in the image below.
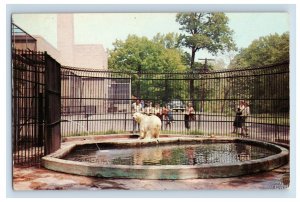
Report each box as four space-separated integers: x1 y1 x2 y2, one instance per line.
12 12 289 65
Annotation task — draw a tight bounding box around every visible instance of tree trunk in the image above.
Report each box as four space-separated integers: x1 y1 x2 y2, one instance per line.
190 47 196 69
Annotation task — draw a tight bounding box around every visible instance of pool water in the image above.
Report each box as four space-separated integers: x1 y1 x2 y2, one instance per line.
63 143 278 166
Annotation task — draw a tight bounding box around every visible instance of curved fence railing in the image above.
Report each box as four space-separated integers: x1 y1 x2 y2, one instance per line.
12 48 289 166
61 62 289 144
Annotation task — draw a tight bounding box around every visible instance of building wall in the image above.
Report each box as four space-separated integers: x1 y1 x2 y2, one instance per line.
57 14 108 69
14 14 108 69
82 78 109 114
73 44 108 69
13 37 37 51
35 36 61 62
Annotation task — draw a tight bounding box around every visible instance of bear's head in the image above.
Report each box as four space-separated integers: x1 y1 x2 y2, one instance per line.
133 112 143 123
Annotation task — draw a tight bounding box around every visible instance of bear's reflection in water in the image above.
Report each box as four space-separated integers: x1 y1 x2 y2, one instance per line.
99 144 232 166
133 146 164 165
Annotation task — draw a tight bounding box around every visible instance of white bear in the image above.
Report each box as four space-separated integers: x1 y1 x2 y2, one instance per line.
132 112 162 139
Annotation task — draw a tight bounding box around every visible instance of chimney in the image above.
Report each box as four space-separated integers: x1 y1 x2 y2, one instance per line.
57 13 74 66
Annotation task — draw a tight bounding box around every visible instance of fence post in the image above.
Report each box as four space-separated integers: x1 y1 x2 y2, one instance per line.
275 116 278 142
86 114 89 132
137 66 141 98
37 92 44 146
124 113 127 131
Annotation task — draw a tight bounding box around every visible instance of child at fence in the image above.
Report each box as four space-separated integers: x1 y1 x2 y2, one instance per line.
166 105 174 126
162 105 174 130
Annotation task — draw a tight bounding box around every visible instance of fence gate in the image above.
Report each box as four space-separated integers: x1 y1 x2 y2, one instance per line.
12 49 61 166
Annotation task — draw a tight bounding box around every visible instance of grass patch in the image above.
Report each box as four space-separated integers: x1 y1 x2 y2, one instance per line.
63 130 127 137
249 117 289 126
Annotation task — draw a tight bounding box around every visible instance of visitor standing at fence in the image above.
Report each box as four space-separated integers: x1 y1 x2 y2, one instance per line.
132 99 143 134
162 105 168 129
145 101 154 115
184 102 195 129
154 103 163 129
161 105 170 129
232 107 242 134
141 100 145 108
164 105 174 130
239 100 250 136
154 103 162 119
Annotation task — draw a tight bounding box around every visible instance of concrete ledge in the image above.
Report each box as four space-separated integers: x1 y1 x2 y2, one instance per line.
42 136 289 179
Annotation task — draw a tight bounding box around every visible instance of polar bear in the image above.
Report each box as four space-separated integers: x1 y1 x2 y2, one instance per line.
132 112 162 139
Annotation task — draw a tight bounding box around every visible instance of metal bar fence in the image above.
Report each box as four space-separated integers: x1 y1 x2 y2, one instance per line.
61 62 289 144
12 49 62 166
12 49 46 166
12 48 288 166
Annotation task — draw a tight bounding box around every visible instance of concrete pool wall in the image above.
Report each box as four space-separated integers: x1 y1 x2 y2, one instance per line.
41 136 289 179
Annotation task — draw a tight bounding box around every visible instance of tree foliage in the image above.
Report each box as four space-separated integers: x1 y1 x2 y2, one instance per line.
227 32 290 114
108 34 188 102
152 32 179 49
108 34 186 73
176 12 237 69
229 32 289 68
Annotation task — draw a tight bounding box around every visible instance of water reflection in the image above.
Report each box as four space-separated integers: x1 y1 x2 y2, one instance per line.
64 143 277 166
235 143 251 161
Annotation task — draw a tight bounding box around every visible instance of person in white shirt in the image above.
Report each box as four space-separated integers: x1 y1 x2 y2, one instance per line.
184 102 195 129
144 101 154 115
132 99 143 134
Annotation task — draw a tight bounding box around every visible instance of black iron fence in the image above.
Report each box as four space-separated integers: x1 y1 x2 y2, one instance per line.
12 49 45 165
12 49 61 166
61 66 131 135
13 47 288 166
61 62 289 144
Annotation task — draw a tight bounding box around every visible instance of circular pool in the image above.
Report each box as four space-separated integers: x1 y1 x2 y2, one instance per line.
42 137 289 179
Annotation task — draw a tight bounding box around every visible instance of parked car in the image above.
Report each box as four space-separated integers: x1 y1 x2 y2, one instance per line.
168 100 185 112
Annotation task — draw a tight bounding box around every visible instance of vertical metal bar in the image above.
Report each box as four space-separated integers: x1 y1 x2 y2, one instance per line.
25 49 29 165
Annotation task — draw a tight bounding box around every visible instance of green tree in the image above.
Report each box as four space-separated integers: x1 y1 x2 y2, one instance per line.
228 32 289 114
229 32 289 68
108 34 188 102
152 32 179 49
176 12 237 69
109 34 186 72
176 13 236 106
